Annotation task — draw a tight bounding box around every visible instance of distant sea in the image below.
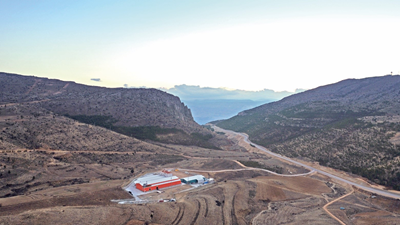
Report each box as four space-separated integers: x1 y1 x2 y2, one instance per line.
183 99 271 124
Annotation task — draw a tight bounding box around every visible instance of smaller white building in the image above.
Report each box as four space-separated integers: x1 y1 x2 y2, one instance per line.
181 175 206 184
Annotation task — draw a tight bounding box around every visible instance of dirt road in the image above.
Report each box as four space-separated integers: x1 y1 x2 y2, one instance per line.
178 167 315 177
323 187 355 225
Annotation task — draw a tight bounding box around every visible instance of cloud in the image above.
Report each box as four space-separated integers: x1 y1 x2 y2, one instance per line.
91 78 101 82
161 84 304 101
123 84 148 89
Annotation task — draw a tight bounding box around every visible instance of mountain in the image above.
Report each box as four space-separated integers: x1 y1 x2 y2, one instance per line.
160 84 304 124
0 72 198 132
214 75 400 190
162 84 303 101
0 72 219 148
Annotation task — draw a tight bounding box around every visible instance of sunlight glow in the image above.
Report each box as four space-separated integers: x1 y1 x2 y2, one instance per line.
111 17 400 91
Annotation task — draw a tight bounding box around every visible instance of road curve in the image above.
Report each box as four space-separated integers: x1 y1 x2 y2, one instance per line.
177 167 315 177
323 188 355 225
217 127 400 200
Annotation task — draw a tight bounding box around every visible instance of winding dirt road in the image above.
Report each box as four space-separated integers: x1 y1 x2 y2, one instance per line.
322 187 355 225
178 167 315 177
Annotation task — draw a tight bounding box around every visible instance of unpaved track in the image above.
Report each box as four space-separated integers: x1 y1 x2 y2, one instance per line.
252 210 267 225
200 197 209 218
0 149 141 155
178 167 315 177
323 187 355 225
171 205 184 225
190 199 201 225
231 183 239 225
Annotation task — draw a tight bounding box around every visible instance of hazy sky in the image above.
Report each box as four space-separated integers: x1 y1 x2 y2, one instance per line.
1 1 399 91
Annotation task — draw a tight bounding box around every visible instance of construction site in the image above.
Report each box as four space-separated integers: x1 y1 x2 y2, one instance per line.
123 169 213 204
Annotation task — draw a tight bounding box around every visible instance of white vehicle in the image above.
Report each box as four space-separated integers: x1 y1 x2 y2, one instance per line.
158 198 176 203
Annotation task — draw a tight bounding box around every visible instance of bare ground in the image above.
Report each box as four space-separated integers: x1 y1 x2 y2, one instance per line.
1 123 400 224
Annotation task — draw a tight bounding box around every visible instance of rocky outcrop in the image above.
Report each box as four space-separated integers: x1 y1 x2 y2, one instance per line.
0 72 202 133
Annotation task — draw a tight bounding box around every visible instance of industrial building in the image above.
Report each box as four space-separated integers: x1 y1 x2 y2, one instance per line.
181 175 206 184
134 171 181 192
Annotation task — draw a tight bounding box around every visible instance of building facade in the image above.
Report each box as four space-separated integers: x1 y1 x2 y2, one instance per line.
134 174 182 192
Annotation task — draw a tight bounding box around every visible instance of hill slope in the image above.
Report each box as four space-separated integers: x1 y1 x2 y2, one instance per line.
0 72 223 148
215 75 400 190
0 72 200 132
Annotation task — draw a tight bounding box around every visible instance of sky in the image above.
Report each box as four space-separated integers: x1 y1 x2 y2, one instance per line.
1 0 400 92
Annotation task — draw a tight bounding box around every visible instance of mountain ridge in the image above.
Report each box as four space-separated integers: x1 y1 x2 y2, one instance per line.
239 75 400 116
0 72 227 149
0 72 200 133
214 75 400 190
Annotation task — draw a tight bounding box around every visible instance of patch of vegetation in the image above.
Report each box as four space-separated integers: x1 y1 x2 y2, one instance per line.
65 114 220 149
190 133 213 141
239 160 264 169
65 114 117 128
239 160 283 174
65 114 178 140
203 124 214 131
148 154 186 166
249 190 256 198
113 126 182 141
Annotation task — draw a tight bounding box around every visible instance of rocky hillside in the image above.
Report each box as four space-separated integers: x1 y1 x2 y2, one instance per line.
0 72 223 148
0 72 201 133
214 75 400 190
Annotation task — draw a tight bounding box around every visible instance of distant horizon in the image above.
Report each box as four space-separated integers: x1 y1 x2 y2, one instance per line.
2 70 307 93
2 70 398 95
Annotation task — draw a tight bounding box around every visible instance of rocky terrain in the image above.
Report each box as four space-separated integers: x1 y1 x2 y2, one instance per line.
1 72 399 224
0 72 226 200
214 75 400 190
0 72 224 148
0 72 199 132
1 127 399 225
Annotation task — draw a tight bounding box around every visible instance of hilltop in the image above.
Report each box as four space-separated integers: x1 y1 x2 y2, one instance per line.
0 72 199 132
214 75 400 190
0 72 223 148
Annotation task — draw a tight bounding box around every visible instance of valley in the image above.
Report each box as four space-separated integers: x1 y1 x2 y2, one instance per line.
2 0 400 224
1 73 400 224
